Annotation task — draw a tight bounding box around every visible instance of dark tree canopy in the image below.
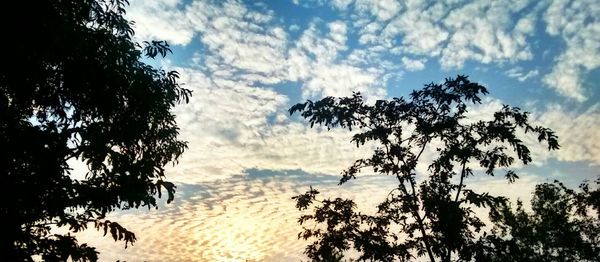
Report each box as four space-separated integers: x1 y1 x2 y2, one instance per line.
1 0 190 260
290 76 572 261
481 179 600 261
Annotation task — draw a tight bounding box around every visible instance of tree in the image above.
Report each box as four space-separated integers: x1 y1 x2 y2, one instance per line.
290 76 560 261
1 0 191 260
479 179 600 261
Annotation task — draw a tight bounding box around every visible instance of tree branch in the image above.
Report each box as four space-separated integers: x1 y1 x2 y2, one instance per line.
396 139 436 262
455 160 467 203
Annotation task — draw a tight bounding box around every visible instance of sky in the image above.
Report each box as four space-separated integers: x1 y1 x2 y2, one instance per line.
76 0 600 261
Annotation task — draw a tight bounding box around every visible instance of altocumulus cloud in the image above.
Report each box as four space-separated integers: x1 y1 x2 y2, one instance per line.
76 172 399 261
128 0 600 101
164 67 375 183
72 0 600 260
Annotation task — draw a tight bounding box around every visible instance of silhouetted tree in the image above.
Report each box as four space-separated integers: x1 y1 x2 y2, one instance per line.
1 0 191 260
290 76 560 261
478 179 600 261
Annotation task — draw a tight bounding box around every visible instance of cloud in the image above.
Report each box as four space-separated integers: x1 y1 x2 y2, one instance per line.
123 3 394 184
535 104 600 165
292 21 348 64
76 167 546 261
128 0 288 85
324 0 600 101
189 1 288 85
335 0 537 69
542 0 600 102
288 24 300 32
166 63 583 193
302 63 385 98
292 0 327 8
126 0 194 45
439 0 535 68
331 0 354 10
543 65 587 102
288 21 388 100
505 67 539 82
401 57 426 71
126 0 599 102
163 67 377 184
326 0 598 100
354 0 403 21
381 1 449 56
411 97 562 172
75 173 398 261
128 1 392 101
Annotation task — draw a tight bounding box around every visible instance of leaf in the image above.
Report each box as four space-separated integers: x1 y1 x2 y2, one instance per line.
156 180 176 204
505 170 519 183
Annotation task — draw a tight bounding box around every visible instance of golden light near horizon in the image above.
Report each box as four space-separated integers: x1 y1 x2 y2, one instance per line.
73 174 421 261
201 208 270 261
75 177 308 261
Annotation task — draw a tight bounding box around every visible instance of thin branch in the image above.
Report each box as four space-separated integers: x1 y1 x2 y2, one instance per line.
404 138 436 262
455 160 467 203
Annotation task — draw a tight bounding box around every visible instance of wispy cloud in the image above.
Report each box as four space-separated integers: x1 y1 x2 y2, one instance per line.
506 67 539 82
75 172 400 261
332 0 536 69
164 67 375 183
401 57 426 71
536 104 600 165
127 0 194 45
440 0 536 68
542 0 600 102
77 168 548 261
128 0 600 101
130 0 390 100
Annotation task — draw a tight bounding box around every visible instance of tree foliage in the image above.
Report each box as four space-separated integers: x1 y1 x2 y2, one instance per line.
479 179 600 261
1 0 190 260
290 76 565 261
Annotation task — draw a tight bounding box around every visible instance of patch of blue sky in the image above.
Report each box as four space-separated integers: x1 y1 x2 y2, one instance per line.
520 160 600 189
583 67 600 105
264 0 339 23
169 39 207 66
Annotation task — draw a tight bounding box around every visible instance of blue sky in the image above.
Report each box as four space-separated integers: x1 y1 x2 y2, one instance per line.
77 0 600 261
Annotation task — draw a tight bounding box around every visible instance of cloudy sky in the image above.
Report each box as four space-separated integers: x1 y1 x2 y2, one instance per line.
78 0 599 261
